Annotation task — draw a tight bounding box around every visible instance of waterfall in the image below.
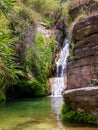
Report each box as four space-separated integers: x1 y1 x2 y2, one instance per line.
51 37 69 97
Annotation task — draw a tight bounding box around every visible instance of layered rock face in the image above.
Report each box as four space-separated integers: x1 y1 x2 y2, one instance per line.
63 1 98 123
67 14 98 90
69 0 98 20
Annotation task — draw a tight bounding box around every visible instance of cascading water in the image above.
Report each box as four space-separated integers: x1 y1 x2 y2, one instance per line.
51 37 69 97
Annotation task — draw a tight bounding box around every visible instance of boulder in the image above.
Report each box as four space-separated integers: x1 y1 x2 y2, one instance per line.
63 87 98 119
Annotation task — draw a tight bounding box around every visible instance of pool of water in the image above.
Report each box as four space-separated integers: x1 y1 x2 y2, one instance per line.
0 97 98 130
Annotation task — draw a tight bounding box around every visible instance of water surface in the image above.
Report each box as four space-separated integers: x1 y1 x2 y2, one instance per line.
0 97 98 130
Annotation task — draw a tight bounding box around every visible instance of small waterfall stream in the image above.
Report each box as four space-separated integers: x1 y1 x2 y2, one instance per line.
51 37 69 97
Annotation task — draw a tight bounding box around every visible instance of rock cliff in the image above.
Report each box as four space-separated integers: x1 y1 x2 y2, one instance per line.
63 0 98 124
69 0 98 21
67 14 98 89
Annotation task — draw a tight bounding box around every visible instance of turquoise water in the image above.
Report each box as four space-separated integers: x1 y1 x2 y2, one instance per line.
0 97 98 130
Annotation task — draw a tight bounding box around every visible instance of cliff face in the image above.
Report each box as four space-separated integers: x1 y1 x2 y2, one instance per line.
67 14 98 89
69 0 98 21
63 0 98 123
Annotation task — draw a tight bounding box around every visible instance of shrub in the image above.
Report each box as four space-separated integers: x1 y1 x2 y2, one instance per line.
9 4 38 66
0 90 6 101
61 104 97 125
0 0 15 18
25 34 55 83
68 0 86 10
0 0 57 98
23 0 60 18
0 11 24 89
94 0 98 3
7 79 46 98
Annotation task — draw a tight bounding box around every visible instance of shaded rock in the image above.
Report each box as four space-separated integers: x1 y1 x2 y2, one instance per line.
63 87 98 119
67 65 95 89
74 47 96 60
65 1 98 124
74 34 98 51
67 15 98 90
67 56 95 69
67 67 82 89
69 0 98 20
72 15 98 42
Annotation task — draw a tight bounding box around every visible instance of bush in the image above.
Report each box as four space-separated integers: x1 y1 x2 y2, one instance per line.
68 0 86 10
0 90 6 101
25 34 55 83
9 3 38 67
0 0 57 99
0 11 24 89
9 4 37 40
7 79 47 98
61 104 97 125
23 0 59 18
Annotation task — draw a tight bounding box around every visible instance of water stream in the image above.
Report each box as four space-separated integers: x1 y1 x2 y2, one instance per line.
51 37 70 97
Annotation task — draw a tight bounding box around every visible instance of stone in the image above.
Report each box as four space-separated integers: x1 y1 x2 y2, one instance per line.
69 0 98 20
65 1 98 123
63 87 98 119
72 15 98 42
67 67 82 89
67 65 95 89
67 56 95 69
74 47 95 60
73 34 98 52
81 65 95 87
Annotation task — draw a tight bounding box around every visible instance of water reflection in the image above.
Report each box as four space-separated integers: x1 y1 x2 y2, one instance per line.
51 97 65 130
50 97 98 130
0 98 98 130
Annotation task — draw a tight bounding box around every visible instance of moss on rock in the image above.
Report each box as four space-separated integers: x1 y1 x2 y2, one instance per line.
61 104 97 125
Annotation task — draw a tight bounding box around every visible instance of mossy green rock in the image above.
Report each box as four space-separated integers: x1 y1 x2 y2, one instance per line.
0 90 6 101
61 104 97 125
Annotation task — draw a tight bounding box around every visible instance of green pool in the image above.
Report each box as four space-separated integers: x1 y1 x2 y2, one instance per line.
0 97 97 130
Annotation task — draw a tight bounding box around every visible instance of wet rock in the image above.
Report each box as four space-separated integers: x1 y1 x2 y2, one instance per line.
49 77 67 95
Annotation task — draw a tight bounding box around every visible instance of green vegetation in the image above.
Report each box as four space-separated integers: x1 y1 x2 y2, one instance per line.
94 0 98 3
0 0 98 127
0 90 6 101
1 0 95 99
0 3 23 93
0 0 60 99
61 104 97 125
